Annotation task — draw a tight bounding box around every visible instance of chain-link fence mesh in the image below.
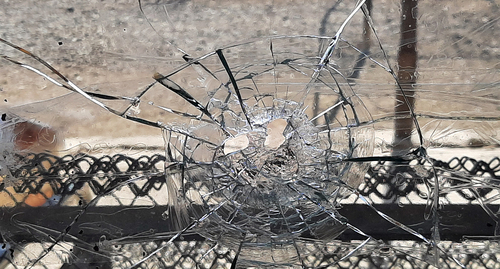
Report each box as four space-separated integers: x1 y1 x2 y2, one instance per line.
1 153 499 268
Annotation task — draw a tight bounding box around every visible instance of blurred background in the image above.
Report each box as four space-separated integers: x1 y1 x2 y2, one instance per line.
1 0 498 158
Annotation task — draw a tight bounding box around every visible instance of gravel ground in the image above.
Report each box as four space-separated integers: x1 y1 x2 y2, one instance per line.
0 0 499 153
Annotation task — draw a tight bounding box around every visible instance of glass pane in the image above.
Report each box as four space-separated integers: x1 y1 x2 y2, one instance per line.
0 0 499 268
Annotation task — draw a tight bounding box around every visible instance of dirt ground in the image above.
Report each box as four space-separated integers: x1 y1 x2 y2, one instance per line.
0 0 499 157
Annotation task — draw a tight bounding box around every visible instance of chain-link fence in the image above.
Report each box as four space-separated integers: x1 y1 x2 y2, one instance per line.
1 153 499 268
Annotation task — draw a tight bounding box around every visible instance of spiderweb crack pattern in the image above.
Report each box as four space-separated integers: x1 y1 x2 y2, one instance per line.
0 0 499 268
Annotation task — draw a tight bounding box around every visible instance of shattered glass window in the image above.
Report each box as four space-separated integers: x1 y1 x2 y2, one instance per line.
0 0 499 268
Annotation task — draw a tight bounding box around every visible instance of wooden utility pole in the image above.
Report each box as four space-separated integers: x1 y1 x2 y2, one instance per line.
393 0 418 155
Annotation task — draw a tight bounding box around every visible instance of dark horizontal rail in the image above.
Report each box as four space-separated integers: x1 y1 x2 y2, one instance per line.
338 204 497 241
0 204 496 243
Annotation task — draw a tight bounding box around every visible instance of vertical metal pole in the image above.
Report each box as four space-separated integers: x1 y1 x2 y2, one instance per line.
393 0 418 155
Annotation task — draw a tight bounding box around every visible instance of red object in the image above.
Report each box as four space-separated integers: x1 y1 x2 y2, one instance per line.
13 121 60 152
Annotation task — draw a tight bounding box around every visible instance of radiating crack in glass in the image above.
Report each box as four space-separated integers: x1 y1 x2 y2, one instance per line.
0 0 499 268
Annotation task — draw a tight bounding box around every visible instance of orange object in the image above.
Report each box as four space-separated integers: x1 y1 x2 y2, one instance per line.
24 183 54 207
13 121 60 206
0 117 62 207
